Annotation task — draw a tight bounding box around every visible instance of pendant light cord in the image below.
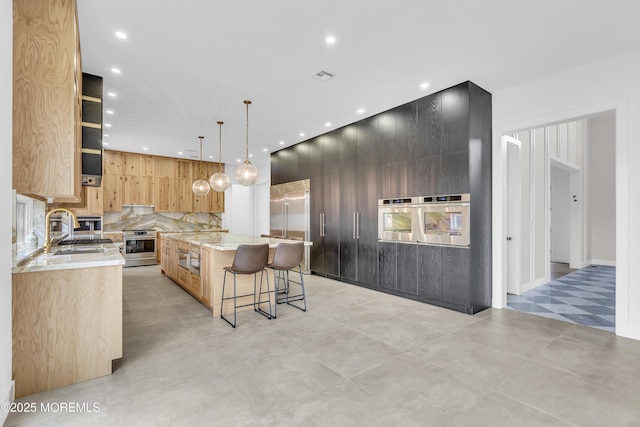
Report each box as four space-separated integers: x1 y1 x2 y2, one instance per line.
198 136 204 178
244 100 251 163
217 121 223 173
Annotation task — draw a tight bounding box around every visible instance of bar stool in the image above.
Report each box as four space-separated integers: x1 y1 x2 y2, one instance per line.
265 242 306 318
220 244 272 328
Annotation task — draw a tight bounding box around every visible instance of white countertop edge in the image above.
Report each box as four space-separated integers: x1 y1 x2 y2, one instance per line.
12 243 125 274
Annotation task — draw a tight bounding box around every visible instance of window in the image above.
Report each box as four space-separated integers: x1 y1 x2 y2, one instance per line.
16 194 34 247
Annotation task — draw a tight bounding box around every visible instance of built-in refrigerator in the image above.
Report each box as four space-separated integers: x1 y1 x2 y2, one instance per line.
269 179 310 273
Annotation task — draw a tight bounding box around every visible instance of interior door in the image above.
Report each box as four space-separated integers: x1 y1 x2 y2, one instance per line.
505 135 522 295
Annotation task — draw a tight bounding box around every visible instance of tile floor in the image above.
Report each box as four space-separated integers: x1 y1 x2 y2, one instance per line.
507 265 616 332
6 265 640 426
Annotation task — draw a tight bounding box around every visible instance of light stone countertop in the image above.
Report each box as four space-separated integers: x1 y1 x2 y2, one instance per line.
162 232 311 251
12 242 125 274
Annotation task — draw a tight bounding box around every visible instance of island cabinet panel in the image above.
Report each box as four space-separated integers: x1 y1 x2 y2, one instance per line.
270 81 492 314
12 265 123 398
200 247 213 308
13 0 83 202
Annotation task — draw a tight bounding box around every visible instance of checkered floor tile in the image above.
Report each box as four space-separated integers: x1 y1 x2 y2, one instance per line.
507 265 616 332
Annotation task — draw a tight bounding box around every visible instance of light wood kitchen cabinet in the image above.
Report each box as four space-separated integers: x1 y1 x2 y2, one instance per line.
178 265 190 288
103 174 123 212
13 0 83 202
160 237 178 281
67 185 103 216
200 246 213 308
193 162 225 213
102 150 223 213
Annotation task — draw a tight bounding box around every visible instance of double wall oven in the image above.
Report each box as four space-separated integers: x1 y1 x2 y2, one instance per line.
123 230 157 267
378 194 470 247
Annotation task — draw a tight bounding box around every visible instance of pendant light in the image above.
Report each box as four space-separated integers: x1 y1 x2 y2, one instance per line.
192 136 211 196
234 100 259 186
210 121 231 192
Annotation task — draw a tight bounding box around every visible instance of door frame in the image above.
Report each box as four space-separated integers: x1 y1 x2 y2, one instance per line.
492 98 629 337
503 135 522 295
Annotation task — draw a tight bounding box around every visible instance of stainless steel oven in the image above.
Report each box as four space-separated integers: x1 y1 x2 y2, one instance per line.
123 230 157 267
378 197 420 242
416 194 470 247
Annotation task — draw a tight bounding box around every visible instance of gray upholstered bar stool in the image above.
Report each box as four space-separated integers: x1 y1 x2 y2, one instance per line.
220 243 272 328
265 242 306 318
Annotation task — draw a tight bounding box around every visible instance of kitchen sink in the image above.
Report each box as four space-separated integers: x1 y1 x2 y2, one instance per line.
53 247 107 256
58 238 113 245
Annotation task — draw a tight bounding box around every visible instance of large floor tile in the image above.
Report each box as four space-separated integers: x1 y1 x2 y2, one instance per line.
260 382 419 427
496 361 640 427
449 391 571 426
409 334 527 389
352 354 486 426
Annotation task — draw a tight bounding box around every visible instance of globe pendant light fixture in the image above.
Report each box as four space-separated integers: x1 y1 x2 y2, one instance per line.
234 100 259 186
210 121 231 192
192 136 211 196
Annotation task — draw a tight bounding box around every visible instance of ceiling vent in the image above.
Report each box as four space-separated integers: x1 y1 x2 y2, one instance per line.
311 70 335 82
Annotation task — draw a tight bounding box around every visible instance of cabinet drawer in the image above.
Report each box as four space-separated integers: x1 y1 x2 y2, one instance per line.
191 274 201 297
178 266 190 287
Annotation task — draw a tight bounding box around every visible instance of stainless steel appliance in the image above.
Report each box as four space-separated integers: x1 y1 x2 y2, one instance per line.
189 246 200 276
378 197 420 242
123 230 157 267
270 179 310 272
73 216 103 238
416 194 470 247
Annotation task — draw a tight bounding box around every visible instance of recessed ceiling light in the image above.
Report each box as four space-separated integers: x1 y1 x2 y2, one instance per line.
103 134 109 137
263 148 268 152
325 122 331 127
106 110 114 115
299 133 305 137
326 36 336 44
420 82 430 89
104 123 112 127
236 158 241 162
249 154 253 158
102 142 109 146
115 31 127 39
178 152 183 155
111 68 121 74
209 155 213 159
107 92 116 97
279 141 285 145
143 147 148 151
356 109 365 114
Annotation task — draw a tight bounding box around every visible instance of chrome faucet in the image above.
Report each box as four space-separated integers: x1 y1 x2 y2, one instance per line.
44 208 81 252
183 213 199 233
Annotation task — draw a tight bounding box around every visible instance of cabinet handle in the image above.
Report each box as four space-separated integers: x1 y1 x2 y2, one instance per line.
353 212 357 240
356 212 361 240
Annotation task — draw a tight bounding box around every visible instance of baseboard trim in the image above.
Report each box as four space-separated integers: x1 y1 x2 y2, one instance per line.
588 259 616 267
1 380 15 425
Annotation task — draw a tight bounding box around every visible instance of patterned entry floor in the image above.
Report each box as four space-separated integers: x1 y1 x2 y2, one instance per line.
507 265 616 332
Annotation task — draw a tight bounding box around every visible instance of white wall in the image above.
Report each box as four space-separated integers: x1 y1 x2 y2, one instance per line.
587 112 616 265
222 161 270 236
493 47 640 339
1 0 14 420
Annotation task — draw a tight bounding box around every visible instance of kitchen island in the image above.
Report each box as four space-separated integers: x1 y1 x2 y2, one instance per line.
161 232 309 316
11 242 124 398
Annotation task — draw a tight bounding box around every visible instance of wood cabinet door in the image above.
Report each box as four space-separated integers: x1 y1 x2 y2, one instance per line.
175 179 192 212
121 175 140 205
123 153 140 176
103 151 124 175
139 176 154 205
154 177 174 212
103 174 122 212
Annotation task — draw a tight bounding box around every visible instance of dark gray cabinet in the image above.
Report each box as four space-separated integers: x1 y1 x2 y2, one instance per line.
272 81 492 314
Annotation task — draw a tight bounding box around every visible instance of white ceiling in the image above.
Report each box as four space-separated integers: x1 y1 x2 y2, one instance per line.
77 0 640 166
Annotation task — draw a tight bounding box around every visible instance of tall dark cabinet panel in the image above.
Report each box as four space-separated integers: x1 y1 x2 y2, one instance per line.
271 80 492 314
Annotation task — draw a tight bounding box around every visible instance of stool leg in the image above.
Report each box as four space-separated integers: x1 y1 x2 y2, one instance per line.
298 266 307 311
221 270 238 328
254 269 273 320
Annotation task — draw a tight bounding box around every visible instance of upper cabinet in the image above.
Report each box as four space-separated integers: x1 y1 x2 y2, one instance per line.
103 150 224 213
13 0 82 202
